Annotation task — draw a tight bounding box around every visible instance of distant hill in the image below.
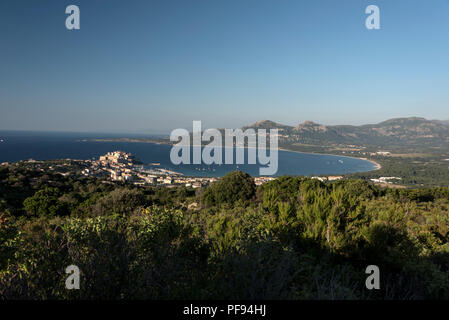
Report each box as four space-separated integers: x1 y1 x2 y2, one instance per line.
244 120 292 130
243 117 449 148
435 119 449 126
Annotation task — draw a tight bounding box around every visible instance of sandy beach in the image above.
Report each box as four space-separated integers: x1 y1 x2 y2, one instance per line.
278 147 382 171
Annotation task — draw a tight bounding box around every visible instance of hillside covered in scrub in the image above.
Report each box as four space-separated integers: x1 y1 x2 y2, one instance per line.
1 166 449 299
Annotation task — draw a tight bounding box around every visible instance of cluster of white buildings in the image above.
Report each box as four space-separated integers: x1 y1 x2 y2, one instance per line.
78 151 282 188
81 151 141 182
370 177 402 184
311 176 344 182
370 151 391 156
99 151 138 166
254 176 276 185
81 151 220 188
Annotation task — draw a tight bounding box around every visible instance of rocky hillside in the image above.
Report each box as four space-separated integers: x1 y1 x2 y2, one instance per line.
244 117 449 148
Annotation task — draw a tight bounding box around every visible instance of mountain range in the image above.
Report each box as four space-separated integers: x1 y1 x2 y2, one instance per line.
243 117 449 148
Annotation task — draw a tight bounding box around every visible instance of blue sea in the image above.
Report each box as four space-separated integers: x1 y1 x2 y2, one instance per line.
0 131 377 177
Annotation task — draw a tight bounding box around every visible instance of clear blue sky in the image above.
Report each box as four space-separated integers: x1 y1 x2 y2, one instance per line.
1 0 449 133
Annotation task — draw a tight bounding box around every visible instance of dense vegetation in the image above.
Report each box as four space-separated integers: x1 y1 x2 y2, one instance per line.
347 155 449 188
1 165 449 299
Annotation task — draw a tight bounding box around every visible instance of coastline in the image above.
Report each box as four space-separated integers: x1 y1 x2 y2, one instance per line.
361 158 382 170
84 138 382 174
278 147 382 171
